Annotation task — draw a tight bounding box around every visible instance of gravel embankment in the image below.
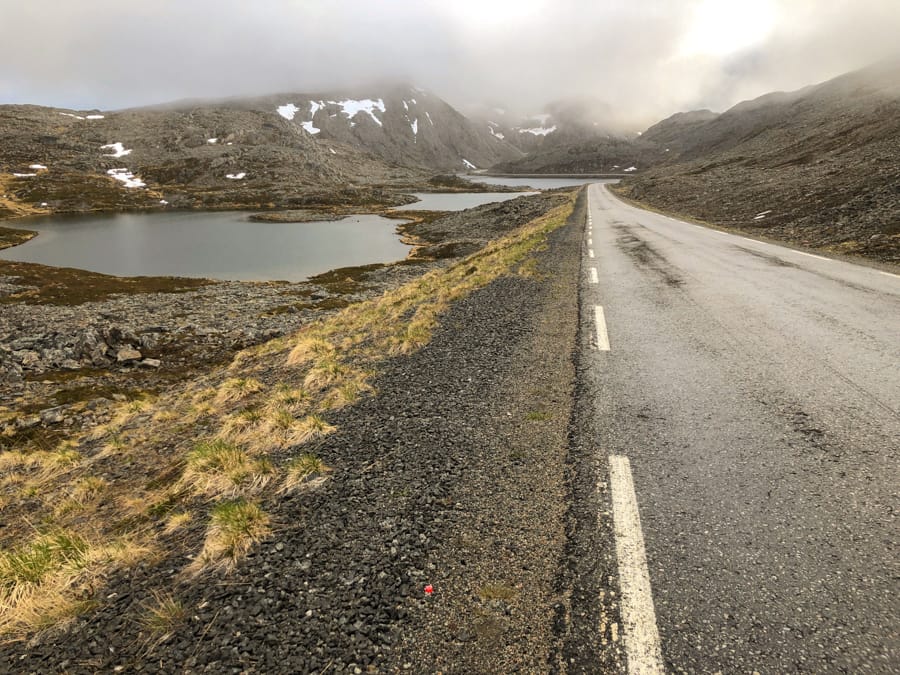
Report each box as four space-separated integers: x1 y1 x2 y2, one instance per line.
4 191 587 673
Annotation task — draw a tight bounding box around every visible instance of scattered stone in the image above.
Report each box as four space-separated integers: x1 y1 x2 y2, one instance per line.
139 358 161 369
115 347 142 363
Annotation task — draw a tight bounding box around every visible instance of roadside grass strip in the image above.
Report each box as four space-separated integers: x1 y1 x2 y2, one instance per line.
0 192 577 638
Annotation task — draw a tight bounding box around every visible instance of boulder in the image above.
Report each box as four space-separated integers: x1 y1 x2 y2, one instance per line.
116 347 142 363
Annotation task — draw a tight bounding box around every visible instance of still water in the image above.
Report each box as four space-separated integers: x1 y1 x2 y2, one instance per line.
0 211 412 282
463 176 615 189
395 191 537 211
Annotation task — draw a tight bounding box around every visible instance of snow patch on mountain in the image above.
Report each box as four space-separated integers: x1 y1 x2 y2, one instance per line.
301 121 321 135
518 125 557 137
226 172 247 180
101 142 132 158
277 103 300 121
462 158 477 170
107 168 145 188
29 164 48 170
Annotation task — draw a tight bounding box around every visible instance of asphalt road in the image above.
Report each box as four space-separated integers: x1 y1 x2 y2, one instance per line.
583 183 899 673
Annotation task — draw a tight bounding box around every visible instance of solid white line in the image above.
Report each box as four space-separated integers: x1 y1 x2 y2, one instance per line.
609 455 664 674
795 251 830 262
879 270 900 279
589 249 595 258
594 305 610 351
589 267 599 284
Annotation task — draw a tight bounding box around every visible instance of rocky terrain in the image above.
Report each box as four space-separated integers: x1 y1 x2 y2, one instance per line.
615 61 900 261
0 188 579 672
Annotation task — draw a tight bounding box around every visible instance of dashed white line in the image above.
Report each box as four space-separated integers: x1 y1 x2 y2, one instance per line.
588 238 593 246
795 251 830 262
589 249 595 258
609 455 664 674
589 267 599 284
594 305 610 351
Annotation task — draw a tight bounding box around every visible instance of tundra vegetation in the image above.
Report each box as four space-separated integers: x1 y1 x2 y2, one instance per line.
0 192 576 639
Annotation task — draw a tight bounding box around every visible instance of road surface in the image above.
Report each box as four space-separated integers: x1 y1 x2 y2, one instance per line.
582 183 899 673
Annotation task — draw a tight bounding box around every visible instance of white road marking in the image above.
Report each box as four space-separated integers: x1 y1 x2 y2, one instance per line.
589 249 595 258
879 270 900 279
594 305 610 351
795 251 830 262
589 238 593 246
589 267 599 284
609 455 664 675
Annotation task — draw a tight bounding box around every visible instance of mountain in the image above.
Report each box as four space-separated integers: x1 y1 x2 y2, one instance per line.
483 98 655 174
617 60 900 261
0 86 520 216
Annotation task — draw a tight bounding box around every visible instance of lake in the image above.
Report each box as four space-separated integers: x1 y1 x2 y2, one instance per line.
0 211 412 282
395 191 538 211
462 175 616 189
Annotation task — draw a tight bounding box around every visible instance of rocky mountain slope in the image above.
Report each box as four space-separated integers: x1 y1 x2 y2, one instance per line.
0 86 519 216
617 60 900 261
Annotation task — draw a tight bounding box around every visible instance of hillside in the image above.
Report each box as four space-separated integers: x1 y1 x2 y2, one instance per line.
615 60 900 262
0 86 520 217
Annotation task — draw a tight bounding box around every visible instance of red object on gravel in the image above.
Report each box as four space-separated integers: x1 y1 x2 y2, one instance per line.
424 584 434 595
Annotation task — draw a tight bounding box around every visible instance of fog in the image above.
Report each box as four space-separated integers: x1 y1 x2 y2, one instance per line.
2 0 898 128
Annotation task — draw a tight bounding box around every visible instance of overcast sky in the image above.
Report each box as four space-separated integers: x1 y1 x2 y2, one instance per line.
2 0 898 126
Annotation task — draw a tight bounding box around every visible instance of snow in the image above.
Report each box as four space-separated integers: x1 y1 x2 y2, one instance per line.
277 103 300 120
329 148 336 154
410 98 417 105
107 168 145 188
336 98 385 126
488 124 505 140
462 158 477 170
207 138 218 144
754 210 772 220
86 114 105 120
160 199 169 205
301 121 321 135
425 112 434 126
13 173 36 177
59 112 85 120
519 125 557 136
29 164 47 170
226 172 246 180
402 100 409 112
612 165 620 169
410 118 418 136
40 202 48 207
624 166 638 172
101 142 132 158
302 98 385 127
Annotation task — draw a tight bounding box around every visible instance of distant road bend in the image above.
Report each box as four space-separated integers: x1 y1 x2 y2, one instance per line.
582 183 899 673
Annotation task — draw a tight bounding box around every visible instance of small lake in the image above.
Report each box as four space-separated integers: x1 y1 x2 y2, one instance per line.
0 211 412 282
462 176 616 189
395 192 537 211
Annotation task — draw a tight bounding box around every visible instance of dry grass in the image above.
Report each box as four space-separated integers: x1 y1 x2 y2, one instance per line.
0 530 153 637
141 591 187 635
189 499 270 572
180 439 273 498
281 453 331 493
215 377 263 405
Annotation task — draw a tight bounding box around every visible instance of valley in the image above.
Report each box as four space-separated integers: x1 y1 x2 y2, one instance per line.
0 48 898 673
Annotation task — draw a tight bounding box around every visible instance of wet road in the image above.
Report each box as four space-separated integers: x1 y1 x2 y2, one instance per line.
583 183 899 673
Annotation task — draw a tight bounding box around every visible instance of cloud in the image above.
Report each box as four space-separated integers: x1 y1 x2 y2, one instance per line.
1 0 897 127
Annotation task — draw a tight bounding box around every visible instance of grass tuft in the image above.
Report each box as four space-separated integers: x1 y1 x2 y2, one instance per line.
281 453 331 492
190 499 270 572
181 438 273 497
141 591 187 635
